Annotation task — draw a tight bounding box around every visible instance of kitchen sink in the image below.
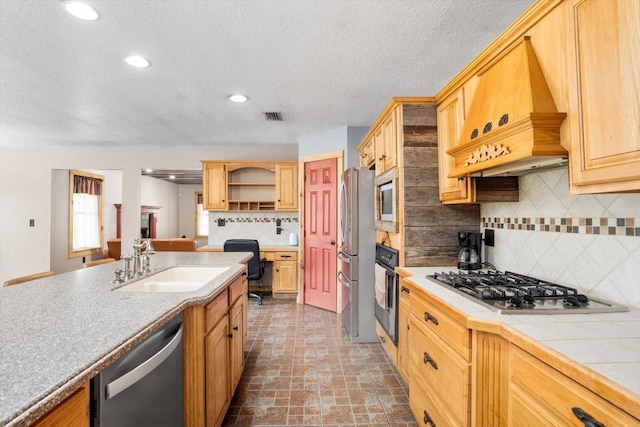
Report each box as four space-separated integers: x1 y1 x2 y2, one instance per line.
114 266 229 293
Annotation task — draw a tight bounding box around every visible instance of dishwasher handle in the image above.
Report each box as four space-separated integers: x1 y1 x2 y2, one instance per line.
106 324 183 400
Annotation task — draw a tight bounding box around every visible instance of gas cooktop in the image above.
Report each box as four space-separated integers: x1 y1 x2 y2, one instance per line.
428 270 628 314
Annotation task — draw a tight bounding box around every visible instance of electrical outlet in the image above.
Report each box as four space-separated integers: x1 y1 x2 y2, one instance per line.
29 219 35 227
217 218 225 227
276 227 283 235
484 229 495 247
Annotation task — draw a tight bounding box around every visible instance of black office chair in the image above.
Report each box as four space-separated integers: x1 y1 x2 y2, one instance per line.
223 239 266 305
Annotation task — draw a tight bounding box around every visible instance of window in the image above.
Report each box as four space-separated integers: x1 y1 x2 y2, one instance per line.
69 170 104 258
195 192 209 237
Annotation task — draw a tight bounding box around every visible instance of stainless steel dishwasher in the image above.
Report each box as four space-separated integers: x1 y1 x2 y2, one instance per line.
91 313 184 427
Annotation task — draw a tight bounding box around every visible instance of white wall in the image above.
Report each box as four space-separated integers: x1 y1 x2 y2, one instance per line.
140 175 179 238
0 145 296 285
482 167 640 309
178 184 203 238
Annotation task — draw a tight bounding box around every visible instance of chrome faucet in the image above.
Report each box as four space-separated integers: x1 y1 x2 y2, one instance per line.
132 239 155 275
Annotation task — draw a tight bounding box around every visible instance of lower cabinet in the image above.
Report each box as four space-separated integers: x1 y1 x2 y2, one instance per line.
273 251 298 293
397 280 411 384
185 268 248 427
376 320 398 365
32 383 89 427
508 344 640 427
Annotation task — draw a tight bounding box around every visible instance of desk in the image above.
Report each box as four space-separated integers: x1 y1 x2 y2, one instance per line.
198 246 299 294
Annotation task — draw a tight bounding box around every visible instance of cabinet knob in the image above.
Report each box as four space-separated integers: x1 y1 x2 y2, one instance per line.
423 351 438 370
227 333 233 338
401 286 410 294
572 408 604 427
379 335 386 343
233 326 239 331
423 410 436 426
424 311 439 325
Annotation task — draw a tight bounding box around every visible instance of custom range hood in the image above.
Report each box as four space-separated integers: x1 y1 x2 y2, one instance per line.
447 36 567 178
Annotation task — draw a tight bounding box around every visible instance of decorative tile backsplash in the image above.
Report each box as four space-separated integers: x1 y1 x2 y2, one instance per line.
481 168 640 309
208 212 299 247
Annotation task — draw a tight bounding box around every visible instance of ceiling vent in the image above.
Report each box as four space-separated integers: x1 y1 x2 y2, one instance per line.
263 112 283 121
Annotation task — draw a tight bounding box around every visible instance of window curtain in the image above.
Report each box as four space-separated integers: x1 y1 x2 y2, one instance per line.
72 175 102 250
196 193 209 236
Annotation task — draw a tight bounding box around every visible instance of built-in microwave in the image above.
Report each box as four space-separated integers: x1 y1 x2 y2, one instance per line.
375 168 398 232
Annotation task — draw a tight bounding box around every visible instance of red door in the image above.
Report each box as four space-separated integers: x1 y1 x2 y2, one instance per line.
304 158 338 312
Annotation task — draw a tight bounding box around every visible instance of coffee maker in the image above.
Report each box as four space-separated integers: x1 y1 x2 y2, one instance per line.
457 231 482 270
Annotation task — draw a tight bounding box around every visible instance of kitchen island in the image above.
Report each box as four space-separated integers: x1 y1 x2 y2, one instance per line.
0 251 251 427
398 266 640 425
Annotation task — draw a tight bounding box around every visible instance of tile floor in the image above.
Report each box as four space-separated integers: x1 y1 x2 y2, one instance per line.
222 296 417 427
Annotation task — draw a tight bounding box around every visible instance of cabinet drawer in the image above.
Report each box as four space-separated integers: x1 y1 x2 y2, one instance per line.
410 371 464 427
409 316 470 426
509 344 640 426
205 289 228 333
376 321 397 365
410 288 470 361
275 251 297 261
228 271 247 304
33 382 89 427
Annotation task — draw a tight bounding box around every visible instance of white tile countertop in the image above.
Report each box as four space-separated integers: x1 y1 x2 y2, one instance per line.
0 251 252 427
398 266 640 406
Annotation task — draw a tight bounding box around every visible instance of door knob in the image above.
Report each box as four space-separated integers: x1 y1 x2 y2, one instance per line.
326 240 336 246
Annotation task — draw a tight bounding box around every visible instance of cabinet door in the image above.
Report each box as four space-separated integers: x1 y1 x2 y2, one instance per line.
437 90 475 204
374 126 386 176
273 260 297 292
397 282 411 385
229 295 245 392
33 383 89 427
275 163 298 210
203 163 228 210
567 0 640 193
382 108 398 172
359 136 375 168
205 316 230 427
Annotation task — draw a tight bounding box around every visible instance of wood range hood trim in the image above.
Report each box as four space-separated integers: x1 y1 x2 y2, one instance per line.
447 36 567 178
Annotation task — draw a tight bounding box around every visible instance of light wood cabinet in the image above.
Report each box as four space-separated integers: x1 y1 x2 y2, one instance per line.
437 89 475 204
566 0 640 194
359 135 375 168
408 286 471 427
32 383 89 427
205 312 230 427
375 108 399 176
203 163 227 210
508 344 640 426
201 161 298 211
185 268 247 427
275 163 298 211
375 321 397 365
397 280 411 385
273 251 297 293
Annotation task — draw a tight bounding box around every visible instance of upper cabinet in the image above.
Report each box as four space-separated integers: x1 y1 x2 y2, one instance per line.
359 135 376 168
436 0 640 195
565 0 640 193
374 108 400 176
275 163 298 211
201 161 298 211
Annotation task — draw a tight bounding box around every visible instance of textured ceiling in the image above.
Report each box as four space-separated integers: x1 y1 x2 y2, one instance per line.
0 0 534 149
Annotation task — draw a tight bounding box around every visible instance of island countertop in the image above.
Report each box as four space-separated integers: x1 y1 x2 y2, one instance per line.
0 251 251 427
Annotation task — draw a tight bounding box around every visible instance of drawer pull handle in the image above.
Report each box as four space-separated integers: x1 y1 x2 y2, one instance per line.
423 351 438 370
572 407 605 427
424 311 439 325
242 271 247 276
423 410 436 426
281 255 292 258
379 335 386 344
401 286 410 294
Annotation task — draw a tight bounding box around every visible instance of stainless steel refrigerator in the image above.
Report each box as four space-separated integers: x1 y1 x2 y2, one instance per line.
338 167 377 343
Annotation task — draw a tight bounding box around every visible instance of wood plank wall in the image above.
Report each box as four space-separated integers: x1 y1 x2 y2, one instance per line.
402 104 480 267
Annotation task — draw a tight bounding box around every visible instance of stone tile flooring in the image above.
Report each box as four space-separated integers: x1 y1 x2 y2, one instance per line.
222 296 417 427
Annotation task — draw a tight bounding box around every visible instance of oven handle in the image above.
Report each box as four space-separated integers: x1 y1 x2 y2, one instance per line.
337 271 351 288
338 251 351 263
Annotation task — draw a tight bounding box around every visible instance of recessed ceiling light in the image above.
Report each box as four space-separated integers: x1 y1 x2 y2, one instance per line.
229 94 248 103
169 175 176 180
64 1 100 21
144 168 153 173
124 55 151 68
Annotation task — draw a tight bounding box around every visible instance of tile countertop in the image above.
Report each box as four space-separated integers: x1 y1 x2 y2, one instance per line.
397 266 640 410
0 251 252 427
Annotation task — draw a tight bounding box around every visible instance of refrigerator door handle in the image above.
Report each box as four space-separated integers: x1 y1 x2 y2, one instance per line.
338 251 351 263
337 271 351 288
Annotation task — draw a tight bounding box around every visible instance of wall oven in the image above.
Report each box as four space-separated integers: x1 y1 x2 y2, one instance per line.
374 243 399 345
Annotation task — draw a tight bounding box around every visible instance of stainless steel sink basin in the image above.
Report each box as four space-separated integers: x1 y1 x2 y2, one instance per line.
114 266 229 293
